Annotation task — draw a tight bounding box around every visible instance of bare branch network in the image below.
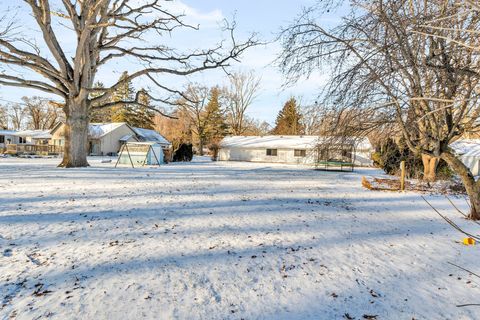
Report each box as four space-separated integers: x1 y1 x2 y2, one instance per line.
0 0 258 117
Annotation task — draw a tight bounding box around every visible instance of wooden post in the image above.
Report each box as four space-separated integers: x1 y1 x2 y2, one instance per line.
400 160 406 191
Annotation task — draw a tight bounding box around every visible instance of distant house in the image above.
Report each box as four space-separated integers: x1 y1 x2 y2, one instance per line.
451 139 480 176
50 122 171 156
3 130 57 155
218 135 373 166
0 130 19 151
13 130 52 145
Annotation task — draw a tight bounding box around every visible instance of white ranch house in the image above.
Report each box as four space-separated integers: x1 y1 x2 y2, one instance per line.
218 135 373 166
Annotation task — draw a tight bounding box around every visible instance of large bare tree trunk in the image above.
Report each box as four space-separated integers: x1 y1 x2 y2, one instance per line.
199 137 204 156
59 99 89 168
422 154 439 182
442 152 480 220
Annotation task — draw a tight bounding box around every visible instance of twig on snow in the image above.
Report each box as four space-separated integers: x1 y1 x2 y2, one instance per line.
456 304 480 307
448 262 480 279
421 196 480 241
445 196 480 226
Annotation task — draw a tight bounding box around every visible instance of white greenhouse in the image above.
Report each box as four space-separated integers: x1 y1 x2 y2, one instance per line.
116 142 164 167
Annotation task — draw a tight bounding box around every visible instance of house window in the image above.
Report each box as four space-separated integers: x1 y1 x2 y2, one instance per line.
19 137 26 144
0 135 4 144
294 149 306 157
266 149 277 156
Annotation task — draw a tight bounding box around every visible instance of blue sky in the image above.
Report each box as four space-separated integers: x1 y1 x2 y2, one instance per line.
0 0 334 124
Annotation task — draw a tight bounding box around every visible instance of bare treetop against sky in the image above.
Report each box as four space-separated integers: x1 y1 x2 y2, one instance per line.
0 0 334 123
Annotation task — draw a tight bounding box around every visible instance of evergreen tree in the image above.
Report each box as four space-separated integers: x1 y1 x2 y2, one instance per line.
204 87 228 144
132 91 155 129
111 71 136 123
272 98 304 135
89 81 112 123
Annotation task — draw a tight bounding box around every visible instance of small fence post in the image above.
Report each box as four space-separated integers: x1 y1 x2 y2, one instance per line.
400 160 406 191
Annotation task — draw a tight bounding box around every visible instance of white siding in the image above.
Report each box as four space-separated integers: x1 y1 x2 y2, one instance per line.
219 147 372 166
99 125 136 155
219 147 316 165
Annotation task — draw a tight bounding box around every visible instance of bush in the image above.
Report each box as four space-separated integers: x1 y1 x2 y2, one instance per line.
172 143 193 162
375 138 453 180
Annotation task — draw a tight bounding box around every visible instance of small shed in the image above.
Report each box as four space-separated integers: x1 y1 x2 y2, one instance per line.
116 142 164 167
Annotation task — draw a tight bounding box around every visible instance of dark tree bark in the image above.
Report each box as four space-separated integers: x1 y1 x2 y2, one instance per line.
441 152 480 220
59 99 90 168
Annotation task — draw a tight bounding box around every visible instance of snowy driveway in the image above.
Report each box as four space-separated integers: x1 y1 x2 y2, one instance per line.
0 158 479 319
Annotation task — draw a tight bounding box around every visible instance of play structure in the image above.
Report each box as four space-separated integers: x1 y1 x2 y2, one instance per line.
314 140 356 172
115 142 164 168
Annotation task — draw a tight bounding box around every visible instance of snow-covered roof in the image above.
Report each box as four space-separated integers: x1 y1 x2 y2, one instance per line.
13 130 52 139
132 127 171 146
220 135 372 150
89 123 126 139
0 129 17 136
119 134 136 142
451 139 480 157
125 141 162 146
220 136 320 149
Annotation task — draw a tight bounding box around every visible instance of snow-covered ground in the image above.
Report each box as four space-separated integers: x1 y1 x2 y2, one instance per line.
0 157 479 320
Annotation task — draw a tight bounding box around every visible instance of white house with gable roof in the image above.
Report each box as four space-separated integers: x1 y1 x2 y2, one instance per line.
49 122 171 156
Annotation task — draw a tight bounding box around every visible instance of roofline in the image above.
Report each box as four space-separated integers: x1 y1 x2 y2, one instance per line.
49 122 64 135
94 122 134 138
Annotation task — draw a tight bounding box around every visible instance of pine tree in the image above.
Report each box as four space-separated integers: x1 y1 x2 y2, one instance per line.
272 98 304 135
111 72 136 123
132 91 155 129
204 87 228 144
89 81 112 123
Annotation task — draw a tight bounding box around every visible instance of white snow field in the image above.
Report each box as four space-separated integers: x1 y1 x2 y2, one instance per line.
0 157 479 320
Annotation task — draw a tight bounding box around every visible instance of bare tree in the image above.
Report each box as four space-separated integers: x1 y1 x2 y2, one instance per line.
9 104 26 130
300 103 323 135
413 0 480 53
0 1 257 167
154 107 193 156
22 96 64 130
178 84 210 155
279 0 480 219
223 71 261 135
0 105 7 129
242 116 271 136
